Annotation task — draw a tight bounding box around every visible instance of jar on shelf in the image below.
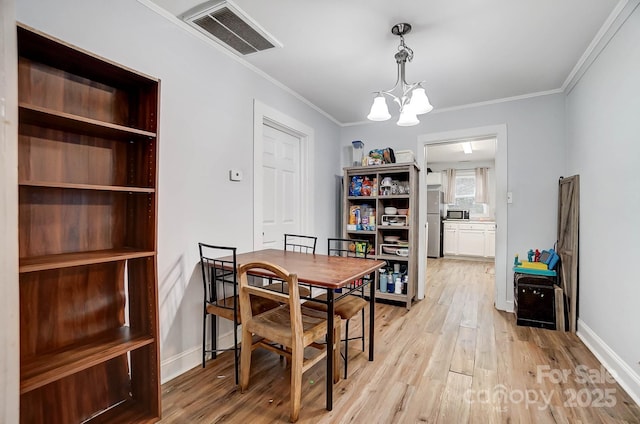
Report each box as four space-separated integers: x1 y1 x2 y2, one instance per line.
352 140 364 166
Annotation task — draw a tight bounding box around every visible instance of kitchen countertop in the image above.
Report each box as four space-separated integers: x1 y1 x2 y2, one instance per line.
443 219 496 224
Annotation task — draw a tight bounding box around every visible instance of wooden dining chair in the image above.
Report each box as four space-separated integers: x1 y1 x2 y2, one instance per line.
304 238 370 379
238 261 341 423
198 243 280 384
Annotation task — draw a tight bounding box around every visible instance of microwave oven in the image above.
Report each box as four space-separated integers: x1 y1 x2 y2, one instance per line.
446 210 470 220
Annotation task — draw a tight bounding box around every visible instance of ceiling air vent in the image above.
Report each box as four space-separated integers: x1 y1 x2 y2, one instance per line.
182 0 281 56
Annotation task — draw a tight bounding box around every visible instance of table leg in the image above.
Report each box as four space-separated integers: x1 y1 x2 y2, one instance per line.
326 289 334 411
369 273 376 361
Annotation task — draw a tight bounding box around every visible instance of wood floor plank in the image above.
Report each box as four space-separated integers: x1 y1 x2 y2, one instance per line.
460 282 479 329
159 258 640 423
474 309 497 372
468 368 502 424
450 326 477 376
402 378 446 424
436 371 473 423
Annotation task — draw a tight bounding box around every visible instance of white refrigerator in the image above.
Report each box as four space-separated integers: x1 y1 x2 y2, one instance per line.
427 190 444 258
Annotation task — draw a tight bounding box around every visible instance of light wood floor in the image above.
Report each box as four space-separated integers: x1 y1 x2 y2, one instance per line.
160 258 640 423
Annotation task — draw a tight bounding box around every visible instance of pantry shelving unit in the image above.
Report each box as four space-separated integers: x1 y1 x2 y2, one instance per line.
17 24 161 423
343 163 419 309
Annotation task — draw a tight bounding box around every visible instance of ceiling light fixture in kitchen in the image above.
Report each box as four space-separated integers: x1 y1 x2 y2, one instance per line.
367 23 433 126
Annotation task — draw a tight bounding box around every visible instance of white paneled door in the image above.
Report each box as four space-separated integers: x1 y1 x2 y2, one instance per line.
261 124 301 249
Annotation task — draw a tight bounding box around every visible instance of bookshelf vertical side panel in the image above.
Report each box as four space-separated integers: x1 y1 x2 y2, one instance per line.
126 138 157 189
131 82 159 133
127 257 160 417
125 193 156 251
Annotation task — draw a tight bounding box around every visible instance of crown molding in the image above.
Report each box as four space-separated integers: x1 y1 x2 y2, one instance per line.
563 0 640 94
138 0 636 128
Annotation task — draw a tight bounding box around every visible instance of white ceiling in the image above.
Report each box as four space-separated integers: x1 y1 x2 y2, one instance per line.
426 138 496 164
149 0 620 125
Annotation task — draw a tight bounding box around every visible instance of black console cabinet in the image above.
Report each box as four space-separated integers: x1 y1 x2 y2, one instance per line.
514 273 556 329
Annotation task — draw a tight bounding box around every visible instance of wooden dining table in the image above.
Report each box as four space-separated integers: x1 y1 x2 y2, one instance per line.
223 248 385 411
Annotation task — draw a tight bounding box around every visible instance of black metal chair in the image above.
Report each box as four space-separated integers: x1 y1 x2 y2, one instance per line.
268 234 317 298
304 238 370 378
199 243 280 384
284 233 318 254
199 243 239 382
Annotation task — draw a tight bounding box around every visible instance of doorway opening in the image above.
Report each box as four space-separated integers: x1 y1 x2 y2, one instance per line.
424 137 497 302
416 125 509 311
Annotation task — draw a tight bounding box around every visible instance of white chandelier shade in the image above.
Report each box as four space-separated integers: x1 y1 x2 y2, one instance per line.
397 107 419 126
367 23 433 126
367 94 391 121
408 87 433 115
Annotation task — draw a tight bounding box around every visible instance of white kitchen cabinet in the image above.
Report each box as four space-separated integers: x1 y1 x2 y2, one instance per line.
443 223 458 255
458 225 485 256
443 221 495 258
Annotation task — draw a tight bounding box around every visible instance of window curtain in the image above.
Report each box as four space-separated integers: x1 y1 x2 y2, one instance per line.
475 167 489 204
444 168 456 204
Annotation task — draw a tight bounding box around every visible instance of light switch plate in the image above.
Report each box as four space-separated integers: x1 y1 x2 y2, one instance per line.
229 169 242 181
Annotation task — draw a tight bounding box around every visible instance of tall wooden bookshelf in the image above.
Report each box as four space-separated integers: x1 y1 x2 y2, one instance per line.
17 24 161 423
343 163 419 309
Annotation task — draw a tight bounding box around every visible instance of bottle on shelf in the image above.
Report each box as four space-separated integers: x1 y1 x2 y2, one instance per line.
394 275 402 294
379 270 388 293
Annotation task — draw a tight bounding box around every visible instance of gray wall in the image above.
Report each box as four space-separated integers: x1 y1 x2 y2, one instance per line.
565 3 640 402
341 93 567 306
16 0 342 381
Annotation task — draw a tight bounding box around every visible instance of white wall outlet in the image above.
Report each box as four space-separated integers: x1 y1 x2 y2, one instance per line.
507 191 513 204
229 169 242 182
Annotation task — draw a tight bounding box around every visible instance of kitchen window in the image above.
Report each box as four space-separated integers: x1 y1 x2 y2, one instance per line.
454 170 488 216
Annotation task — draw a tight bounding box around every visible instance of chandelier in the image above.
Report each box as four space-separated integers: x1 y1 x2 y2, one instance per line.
367 23 433 126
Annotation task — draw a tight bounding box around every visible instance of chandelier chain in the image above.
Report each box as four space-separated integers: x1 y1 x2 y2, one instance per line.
397 35 414 62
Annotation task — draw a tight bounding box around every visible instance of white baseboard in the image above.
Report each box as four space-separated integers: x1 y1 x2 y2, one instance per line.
161 329 237 384
495 299 514 313
577 319 640 407
504 300 514 313
160 345 201 384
